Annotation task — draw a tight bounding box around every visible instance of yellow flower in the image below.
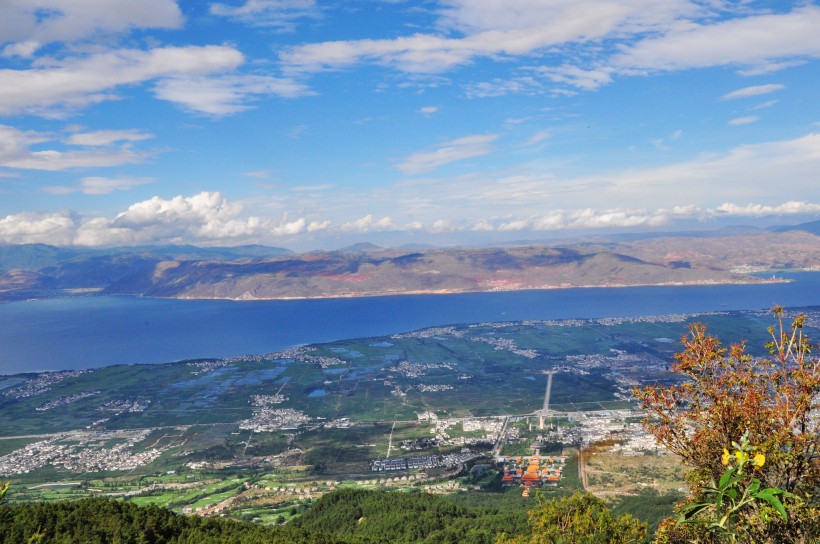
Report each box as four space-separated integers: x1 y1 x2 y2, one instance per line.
722 448 731 465
735 450 749 464
753 453 766 469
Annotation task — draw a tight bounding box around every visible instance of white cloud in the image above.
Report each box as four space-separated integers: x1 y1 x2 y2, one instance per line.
470 200 820 233
0 191 330 246
752 100 778 110
65 129 154 146
715 201 820 217
420 106 439 115
281 0 813 89
721 84 785 101
612 6 820 73
280 0 678 75
81 192 312 245
79 176 155 195
0 125 156 171
291 184 333 192
339 214 394 232
737 61 805 76
307 219 331 232
3 148 148 171
397 133 498 174
242 170 273 179
0 124 51 162
0 45 244 116
525 131 552 146
0 211 78 245
210 0 318 31
430 219 456 233
535 65 613 91
41 185 75 195
7 195 817 246
268 217 307 236
465 77 542 98
153 74 312 116
436 0 695 35
0 124 153 171
728 116 758 126
0 0 183 57
371 4 820 95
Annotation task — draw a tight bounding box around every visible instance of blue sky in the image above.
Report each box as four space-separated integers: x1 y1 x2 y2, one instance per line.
0 0 819 250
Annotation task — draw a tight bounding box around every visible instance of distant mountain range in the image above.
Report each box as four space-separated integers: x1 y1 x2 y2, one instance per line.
770 219 820 236
0 226 817 302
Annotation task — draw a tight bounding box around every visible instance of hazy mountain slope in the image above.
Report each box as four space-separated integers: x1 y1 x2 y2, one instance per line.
0 231 816 302
143 245 758 300
770 219 820 236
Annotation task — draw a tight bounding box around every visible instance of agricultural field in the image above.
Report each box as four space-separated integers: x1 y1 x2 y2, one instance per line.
0 307 816 517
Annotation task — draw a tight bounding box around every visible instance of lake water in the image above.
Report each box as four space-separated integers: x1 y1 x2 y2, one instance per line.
1 272 818 374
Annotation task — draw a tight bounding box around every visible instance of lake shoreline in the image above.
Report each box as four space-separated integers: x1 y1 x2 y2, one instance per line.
173 276 787 302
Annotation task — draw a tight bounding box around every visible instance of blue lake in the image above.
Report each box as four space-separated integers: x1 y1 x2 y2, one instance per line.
0 272 818 374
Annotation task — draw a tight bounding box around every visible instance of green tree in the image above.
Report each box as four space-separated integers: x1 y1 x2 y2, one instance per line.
496 491 646 544
634 309 820 543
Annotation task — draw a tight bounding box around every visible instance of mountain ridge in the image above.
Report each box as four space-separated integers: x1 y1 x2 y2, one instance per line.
0 230 817 302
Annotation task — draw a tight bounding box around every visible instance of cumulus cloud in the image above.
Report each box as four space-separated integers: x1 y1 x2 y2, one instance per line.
0 211 78 245
340 214 394 232
721 84 785 101
0 191 328 246
86 192 319 245
492 207 676 231
0 45 244 116
715 201 820 217
0 0 183 57
465 201 820 233
307 219 331 232
430 219 456 233
209 0 318 31
397 134 498 174
3 193 819 247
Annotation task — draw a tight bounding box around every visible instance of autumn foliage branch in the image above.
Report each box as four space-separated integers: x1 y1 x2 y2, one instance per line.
634 308 820 543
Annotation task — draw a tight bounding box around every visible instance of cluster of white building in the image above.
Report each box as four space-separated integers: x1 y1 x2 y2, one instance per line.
0 429 167 476
238 408 311 431
3 370 88 400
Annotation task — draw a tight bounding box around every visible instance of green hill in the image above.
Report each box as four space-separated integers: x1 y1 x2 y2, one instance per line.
0 490 529 544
